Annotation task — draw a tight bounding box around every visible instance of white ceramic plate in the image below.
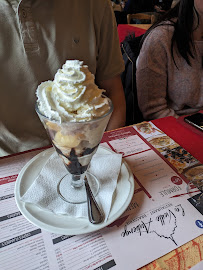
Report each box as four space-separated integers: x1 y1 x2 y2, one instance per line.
15 146 134 235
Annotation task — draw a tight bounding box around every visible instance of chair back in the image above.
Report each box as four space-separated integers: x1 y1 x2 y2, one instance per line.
127 13 152 24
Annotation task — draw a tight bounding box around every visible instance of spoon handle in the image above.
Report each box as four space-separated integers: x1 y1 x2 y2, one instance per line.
84 177 104 224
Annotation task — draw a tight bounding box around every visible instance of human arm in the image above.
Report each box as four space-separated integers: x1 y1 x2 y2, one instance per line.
136 26 178 120
97 75 126 131
154 5 166 12
95 0 126 129
137 67 178 120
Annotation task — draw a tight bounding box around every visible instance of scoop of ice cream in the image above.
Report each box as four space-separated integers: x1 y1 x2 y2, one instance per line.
36 60 110 122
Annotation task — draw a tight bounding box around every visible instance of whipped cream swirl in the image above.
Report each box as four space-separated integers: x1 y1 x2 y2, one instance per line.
36 60 110 122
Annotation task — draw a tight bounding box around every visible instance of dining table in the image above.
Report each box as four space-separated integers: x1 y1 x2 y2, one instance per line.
0 115 202 270
115 22 203 269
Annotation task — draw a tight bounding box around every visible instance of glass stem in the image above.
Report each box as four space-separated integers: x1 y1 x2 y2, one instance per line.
71 173 85 188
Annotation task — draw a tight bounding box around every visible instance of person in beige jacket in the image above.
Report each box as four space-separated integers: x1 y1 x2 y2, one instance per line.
0 0 126 157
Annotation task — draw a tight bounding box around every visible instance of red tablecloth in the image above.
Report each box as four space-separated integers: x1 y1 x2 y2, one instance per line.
152 116 203 164
117 24 146 44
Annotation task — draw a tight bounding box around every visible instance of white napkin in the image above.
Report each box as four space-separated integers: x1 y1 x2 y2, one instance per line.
21 148 122 222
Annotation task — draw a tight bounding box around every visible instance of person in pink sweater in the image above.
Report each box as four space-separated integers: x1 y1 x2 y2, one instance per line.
136 0 203 120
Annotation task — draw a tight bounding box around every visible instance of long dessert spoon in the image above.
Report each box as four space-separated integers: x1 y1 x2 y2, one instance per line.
84 177 104 224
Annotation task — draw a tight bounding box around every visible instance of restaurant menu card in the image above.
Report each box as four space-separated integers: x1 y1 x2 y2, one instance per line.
0 122 202 270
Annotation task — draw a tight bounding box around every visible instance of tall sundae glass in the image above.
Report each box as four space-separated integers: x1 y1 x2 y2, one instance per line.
35 60 113 204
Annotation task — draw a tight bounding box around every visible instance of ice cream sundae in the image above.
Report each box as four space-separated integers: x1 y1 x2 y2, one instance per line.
36 60 113 185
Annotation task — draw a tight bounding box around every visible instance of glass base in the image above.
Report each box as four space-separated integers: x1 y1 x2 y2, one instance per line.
57 171 99 204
